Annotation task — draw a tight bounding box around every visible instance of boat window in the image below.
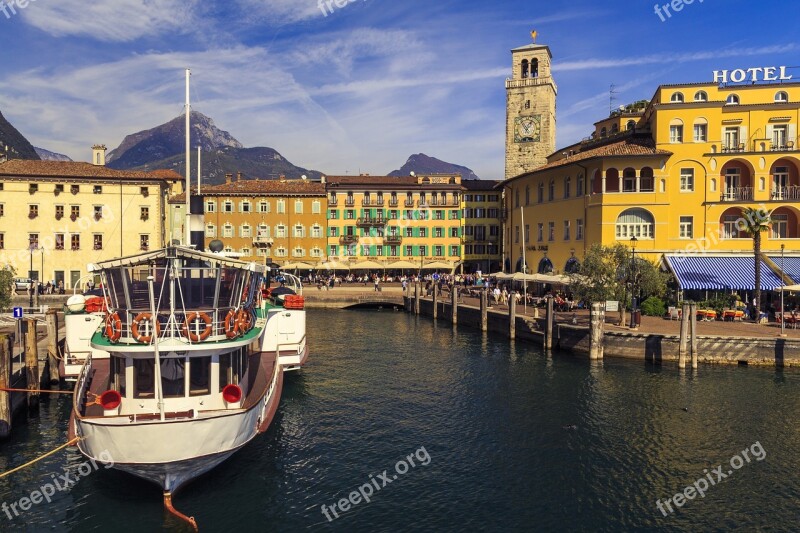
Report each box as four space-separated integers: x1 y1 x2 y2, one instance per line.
111 356 126 397
190 357 211 396
218 268 240 308
161 358 186 398
219 352 233 390
105 268 128 309
134 359 155 399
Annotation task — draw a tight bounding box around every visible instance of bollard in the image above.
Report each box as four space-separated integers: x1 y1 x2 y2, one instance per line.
544 296 554 351
589 303 605 360
689 303 698 369
480 288 488 332
451 286 458 326
432 284 438 320
679 303 689 367
0 334 10 438
414 282 420 315
509 295 516 339
46 309 60 385
25 318 40 411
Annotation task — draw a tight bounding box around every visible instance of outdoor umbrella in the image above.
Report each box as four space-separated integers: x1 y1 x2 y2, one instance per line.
386 260 418 269
351 260 385 270
281 261 315 270
421 261 456 272
319 260 351 270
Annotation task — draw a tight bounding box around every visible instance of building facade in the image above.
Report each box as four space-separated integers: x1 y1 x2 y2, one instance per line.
0 149 181 289
325 174 463 269
461 180 502 273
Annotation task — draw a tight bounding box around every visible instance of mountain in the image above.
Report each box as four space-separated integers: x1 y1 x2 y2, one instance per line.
35 147 72 161
388 153 479 180
0 111 40 160
106 111 322 183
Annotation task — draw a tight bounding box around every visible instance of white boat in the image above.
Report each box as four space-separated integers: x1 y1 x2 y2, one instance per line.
66 246 307 528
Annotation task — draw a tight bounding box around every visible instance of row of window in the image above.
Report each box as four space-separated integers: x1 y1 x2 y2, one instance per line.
329 191 460 204
6 233 151 251
464 208 500 218
464 244 501 255
21 184 150 195
515 219 585 243
463 225 501 238
205 223 324 239
329 209 461 220
329 226 460 238
669 90 789 105
328 245 460 257
206 199 322 215
668 123 791 149
622 212 791 241
463 194 500 202
515 175 586 206
16 204 149 220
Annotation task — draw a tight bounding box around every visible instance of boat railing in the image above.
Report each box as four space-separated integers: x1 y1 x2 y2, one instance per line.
276 334 307 357
105 305 256 345
73 352 93 417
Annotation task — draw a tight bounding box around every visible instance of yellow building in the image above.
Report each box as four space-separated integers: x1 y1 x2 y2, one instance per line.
325 174 463 269
461 180 502 273
502 74 800 290
0 146 181 289
171 174 328 264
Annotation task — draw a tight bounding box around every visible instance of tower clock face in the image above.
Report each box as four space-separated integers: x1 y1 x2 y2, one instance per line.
514 115 541 143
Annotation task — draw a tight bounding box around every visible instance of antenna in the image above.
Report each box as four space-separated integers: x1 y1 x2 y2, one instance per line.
609 84 618 115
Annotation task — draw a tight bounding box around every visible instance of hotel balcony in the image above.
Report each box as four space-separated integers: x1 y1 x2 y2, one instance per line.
340 234 359 244
772 186 800 201
362 198 385 207
254 236 274 245
345 198 355 207
384 234 402 244
328 198 338 206
388 198 399 207
721 187 754 202
720 143 746 154
356 216 387 227
404 199 415 207
417 200 430 208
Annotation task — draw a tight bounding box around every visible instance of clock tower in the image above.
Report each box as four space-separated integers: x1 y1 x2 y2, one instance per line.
504 39 557 179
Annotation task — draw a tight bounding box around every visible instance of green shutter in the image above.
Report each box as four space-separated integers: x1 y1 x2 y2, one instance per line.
370 245 377 255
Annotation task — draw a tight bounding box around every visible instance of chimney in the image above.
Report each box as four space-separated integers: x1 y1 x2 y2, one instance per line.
321 175 326 184
91 144 107 166
279 175 286 182
225 173 233 184
237 172 242 181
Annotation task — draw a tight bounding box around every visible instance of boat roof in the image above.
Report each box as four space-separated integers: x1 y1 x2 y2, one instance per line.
87 245 266 274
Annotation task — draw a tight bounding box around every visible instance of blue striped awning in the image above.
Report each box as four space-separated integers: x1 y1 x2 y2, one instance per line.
664 255 784 291
768 256 800 284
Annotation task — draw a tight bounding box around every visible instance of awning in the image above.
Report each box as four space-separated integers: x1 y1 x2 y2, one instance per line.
664 255 784 290
768 256 800 284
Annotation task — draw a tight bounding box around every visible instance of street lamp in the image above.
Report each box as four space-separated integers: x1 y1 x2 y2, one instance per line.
28 238 36 308
781 243 785 336
629 235 638 329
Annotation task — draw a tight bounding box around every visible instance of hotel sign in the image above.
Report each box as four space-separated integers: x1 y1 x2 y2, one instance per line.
713 66 792 84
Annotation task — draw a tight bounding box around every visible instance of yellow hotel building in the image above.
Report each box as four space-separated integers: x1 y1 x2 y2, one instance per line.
325 174 463 269
503 72 800 290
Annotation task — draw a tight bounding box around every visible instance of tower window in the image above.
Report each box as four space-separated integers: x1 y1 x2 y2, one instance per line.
521 59 529 79
531 58 539 78
525 100 530 109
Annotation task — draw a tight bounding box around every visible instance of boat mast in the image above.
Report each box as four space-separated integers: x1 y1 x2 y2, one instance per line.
148 275 166 421
184 68 191 247
197 145 201 195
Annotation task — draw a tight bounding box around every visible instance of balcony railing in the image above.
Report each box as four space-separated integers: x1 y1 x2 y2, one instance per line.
356 217 387 226
721 143 746 154
388 198 399 207
417 200 430 208
722 187 754 202
345 198 355 207
340 234 359 244
328 198 338 206
384 235 402 244
770 141 796 152
254 236 274 245
362 198 384 207
772 186 800 201
404 200 415 207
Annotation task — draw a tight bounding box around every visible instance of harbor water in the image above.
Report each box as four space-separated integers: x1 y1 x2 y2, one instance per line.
1 309 799 531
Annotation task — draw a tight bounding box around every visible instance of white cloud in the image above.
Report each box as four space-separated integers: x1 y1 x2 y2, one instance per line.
234 0 327 24
22 0 198 42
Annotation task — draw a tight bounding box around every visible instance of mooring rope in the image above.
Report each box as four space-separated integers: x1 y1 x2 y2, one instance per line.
0 436 81 479
0 388 74 394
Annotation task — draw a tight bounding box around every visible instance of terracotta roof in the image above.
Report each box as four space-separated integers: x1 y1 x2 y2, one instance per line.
462 179 502 191
170 178 326 202
0 160 182 181
504 134 672 185
326 175 420 186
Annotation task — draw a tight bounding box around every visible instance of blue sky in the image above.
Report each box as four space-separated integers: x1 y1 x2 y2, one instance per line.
0 0 796 179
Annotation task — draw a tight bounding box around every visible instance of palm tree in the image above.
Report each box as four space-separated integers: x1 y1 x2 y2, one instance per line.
741 207 771 322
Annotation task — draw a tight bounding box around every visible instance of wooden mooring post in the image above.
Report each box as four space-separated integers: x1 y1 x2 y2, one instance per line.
544 296 554 351
432 284 438 320
480 288 488 332
451 287 458 325
46 309 60 385
679 303 690 368
25 318 39 411
414 282 420 315
689 302 698 369
589 303 604 360
0 334 11 438
508 296 516 339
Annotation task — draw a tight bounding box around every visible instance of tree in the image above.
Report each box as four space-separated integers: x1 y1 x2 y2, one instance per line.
569 243 668 324
741 206 771 322
0 267 15 310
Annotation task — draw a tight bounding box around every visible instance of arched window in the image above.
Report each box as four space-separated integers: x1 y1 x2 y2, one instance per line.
521 59 529 79
623 168 637 192
537 256 554 274
726 94 740 105
626 120 636 131
611 123 619 134
670 92 684 103
694 90 708 102
775 91 789 103
537 182 544 203
615 208 654 239
600 127 607 138
564 176 571 198
564 257 580 274
640 167 654 192
531 58 539 78
548 180 555 201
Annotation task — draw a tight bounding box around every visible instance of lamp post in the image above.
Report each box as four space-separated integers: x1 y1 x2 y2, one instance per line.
629 236 638 329
28 239 36 308
781 243 785 336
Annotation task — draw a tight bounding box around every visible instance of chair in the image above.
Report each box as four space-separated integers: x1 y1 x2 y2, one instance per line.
667 306 679 320
787 140 795 151
722 310 736 322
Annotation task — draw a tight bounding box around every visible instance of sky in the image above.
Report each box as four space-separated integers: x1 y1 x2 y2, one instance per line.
0 0 797 179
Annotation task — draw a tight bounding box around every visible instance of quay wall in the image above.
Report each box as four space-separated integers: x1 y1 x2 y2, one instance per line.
407 295 800 368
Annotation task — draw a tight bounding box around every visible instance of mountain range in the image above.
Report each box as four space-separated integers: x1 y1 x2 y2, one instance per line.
0 111 40 160
389 153 480 180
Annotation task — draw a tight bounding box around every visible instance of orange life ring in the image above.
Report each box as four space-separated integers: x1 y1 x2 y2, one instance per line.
224 309 239 339
236 308 253 333
131 312 160 344
182 311 212 342
104 312 122 343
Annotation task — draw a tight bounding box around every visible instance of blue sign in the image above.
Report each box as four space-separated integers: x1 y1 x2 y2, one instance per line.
12 307 23 319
